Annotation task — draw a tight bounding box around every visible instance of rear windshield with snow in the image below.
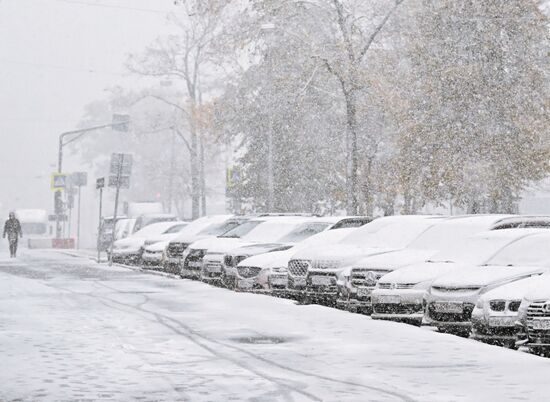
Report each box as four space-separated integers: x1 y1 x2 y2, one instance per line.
485 235 550 267
240 221 303 243
407 222 491 251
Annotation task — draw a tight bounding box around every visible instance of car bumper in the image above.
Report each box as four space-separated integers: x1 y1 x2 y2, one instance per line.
371 289 425 322
425 294 477 329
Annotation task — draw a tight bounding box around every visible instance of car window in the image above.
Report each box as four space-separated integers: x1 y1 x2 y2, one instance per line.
219 221 263 238
330 218 371 229
163 224 188 234
278 222 331 243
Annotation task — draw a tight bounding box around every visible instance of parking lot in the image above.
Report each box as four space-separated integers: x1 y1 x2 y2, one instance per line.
1 249 549 402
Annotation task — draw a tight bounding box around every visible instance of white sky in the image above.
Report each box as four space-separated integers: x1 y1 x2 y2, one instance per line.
0 0 179 212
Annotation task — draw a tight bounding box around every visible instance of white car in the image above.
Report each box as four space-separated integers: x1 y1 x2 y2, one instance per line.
425 231 550 335
111 221 187 265
190 216 318 284
288 215 446 305
515 275 550 356
140 222 190 268
161 215 235 274
372 228 546 326
234 226 361 292
471 274 549 347
339 215 512 313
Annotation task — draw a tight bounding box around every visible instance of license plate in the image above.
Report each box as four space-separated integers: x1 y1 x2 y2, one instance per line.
311 276 332 286
489 317 514 327
206 265 221 273
532 318 550 330
378 295 400 304
433 302 463 313
238 280 253 289
270 277 287 285
357 288 371 298
188 261 202 268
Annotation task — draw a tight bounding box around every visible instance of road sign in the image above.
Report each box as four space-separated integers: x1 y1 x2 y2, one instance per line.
96 177 105 189
49 214 68 222
108 175 130 189
51 173 67 190
70 172 88 187
110 153 133 176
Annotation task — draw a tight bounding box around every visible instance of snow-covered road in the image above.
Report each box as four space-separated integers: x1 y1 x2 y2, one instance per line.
0 250 548 402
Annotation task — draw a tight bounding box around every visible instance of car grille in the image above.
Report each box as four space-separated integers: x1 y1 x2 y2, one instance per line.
166 242 189 258
225 254 249 268
377 283 416 290
431 286 481 292
526 300 550 345
288 259 311 277
374 303 424 315
350 269 390 287
237 266 262 279
427 303 475 322
183 249 206 271
311 259 340 270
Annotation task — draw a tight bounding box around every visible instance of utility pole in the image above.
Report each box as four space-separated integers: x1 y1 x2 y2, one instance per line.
96 178 105 263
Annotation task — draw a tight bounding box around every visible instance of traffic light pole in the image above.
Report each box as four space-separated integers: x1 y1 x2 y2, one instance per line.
97 185 103 263
55 119 129 239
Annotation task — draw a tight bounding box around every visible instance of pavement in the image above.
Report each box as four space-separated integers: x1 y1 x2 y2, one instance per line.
0 249 549 402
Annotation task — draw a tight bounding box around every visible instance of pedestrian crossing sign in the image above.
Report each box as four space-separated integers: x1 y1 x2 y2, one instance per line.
51 173 67 190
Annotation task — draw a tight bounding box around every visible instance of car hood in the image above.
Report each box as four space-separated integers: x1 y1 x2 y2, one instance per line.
237 248 296 269
145 233 179 245
352 248 438 271
114 237 146 249
190 237 254 254
479 274 549 301
524 274 550 300
432 266 549 289
169 234 212 245
144 241 169 252
293 244 395 267
378 261 470 285
229 243 290 257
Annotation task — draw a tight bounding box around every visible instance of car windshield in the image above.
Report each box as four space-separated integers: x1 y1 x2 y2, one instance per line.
407 220 493 251
343 218 436 249
163 224 188 234
330 218 371 229
132 223 176 238
428 234 522 265
198 220 243 236
219 220 263 238
240 220 303 243
278 222 331 243
485 234 550 267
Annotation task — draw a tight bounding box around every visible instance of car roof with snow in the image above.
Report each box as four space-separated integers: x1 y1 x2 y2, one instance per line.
131 221 186 238
478 273 550 301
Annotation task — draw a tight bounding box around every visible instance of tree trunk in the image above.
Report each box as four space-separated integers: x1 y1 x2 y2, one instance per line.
190 104 200 220
344 89 359 215
199 132 206 216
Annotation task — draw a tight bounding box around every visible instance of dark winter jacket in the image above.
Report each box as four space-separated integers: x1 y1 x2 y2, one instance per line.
3 219 22 241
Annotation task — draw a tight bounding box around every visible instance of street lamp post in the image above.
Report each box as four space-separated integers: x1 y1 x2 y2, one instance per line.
55 116 129 239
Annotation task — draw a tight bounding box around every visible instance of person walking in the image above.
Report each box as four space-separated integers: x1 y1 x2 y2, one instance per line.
3 212 23 258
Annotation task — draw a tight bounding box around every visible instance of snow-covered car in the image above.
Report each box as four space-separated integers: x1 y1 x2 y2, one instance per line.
140 222 190 268
471 273 550 347
193 216 317 284
372 228 546 326
425 231 550 335
98 215 127 251
515 274 550 356
233 222 367 292
288 215 446 305
114 218 137 241
228 217 368 290
111 221 187 265
340 215 512 314
162 215 235 274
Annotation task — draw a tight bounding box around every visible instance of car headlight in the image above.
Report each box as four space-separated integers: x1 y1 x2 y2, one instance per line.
489 300 506 312
508 300 521 312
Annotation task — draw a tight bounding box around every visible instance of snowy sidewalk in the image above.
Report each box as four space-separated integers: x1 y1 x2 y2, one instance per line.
0 249 548 401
